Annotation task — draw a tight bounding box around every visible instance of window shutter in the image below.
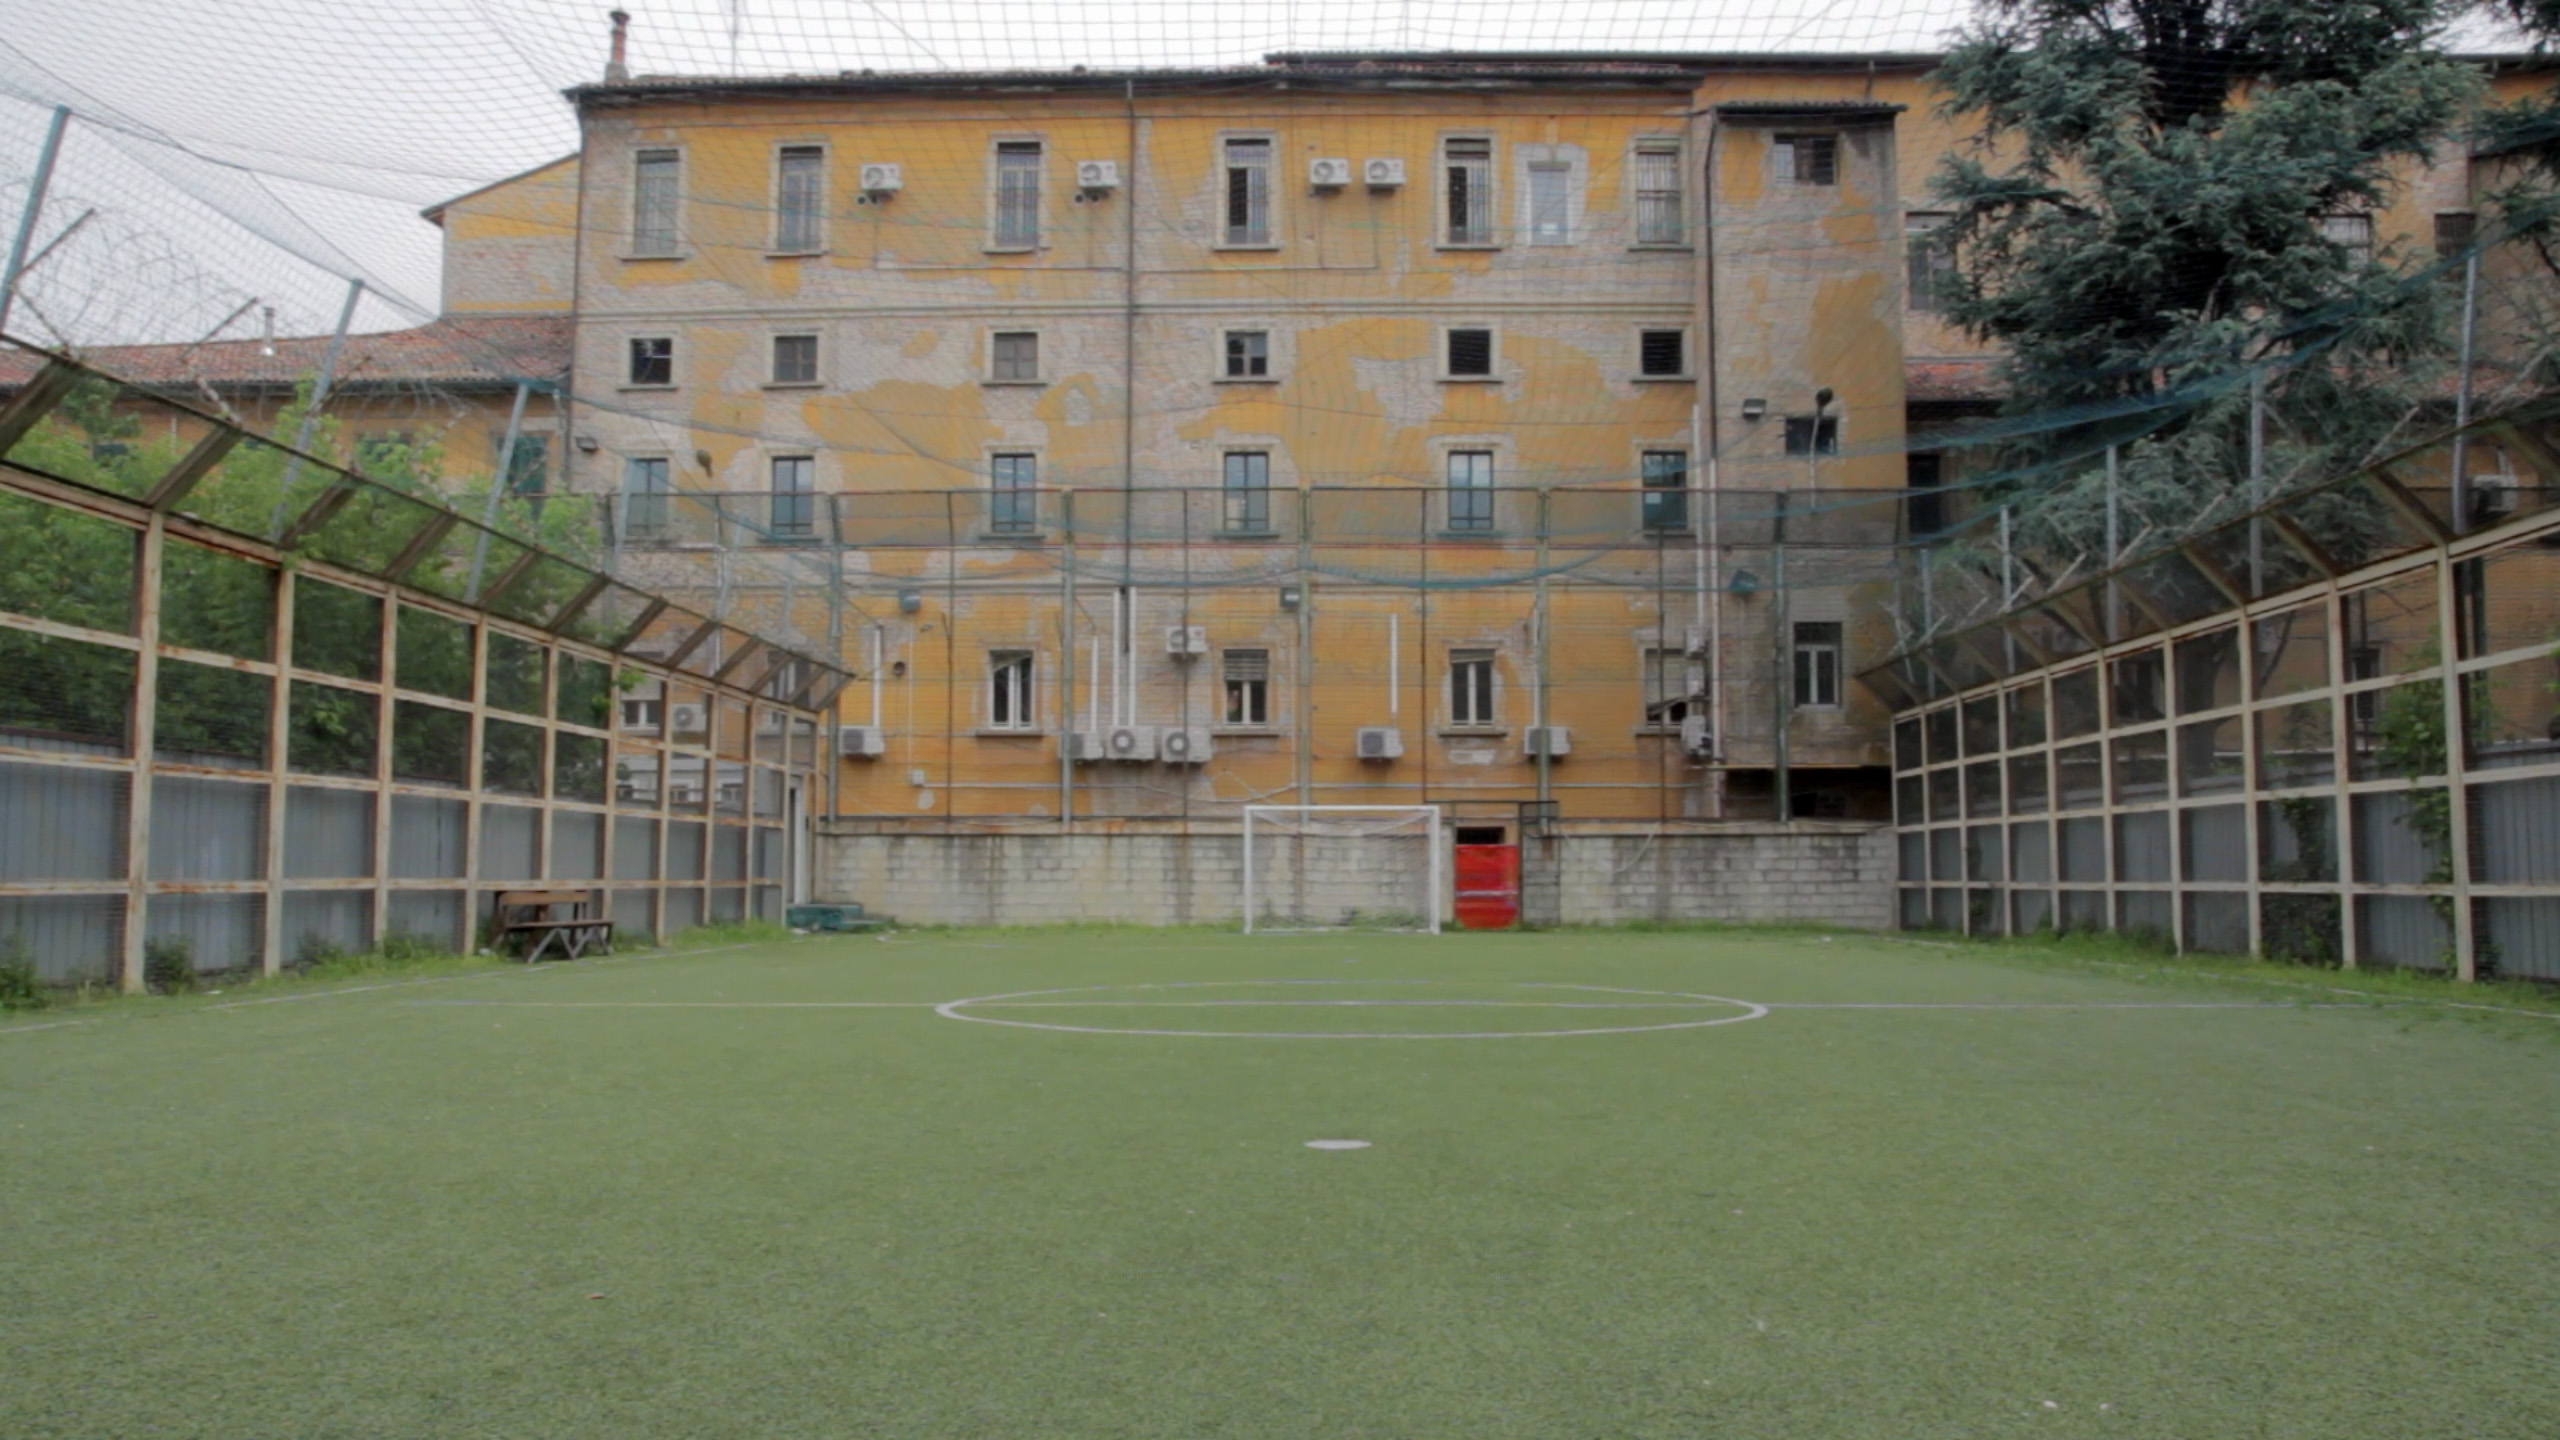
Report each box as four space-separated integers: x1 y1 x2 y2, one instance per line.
1447 329 1492 376
1640 330 1685 376
1223 650 1269 684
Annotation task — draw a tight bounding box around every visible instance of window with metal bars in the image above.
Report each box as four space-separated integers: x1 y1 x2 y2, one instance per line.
628 336 672 386
1527 162 1569 245
1224 137 1272 245
1638 329 1686 377
1223 649 1270 726
1642 450 1688 533
1446 450 1494 532
1450 649 1496 727
1444 137 1492 244
632 149 681 253
1445 328 1493 378
775 145 825 251
1222 451 1270 532
988 651 1035 729
1772 134 1837 186
990 453 1037 534
1634 143 1682 244
991 331 1038 382
771 333 818 385
770 455 814 537
994 142 1042 248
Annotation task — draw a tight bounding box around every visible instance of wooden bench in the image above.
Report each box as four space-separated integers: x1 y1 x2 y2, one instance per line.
492 888 614 962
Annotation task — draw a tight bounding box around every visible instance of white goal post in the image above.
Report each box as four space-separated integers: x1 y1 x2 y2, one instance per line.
1241 804 1443 935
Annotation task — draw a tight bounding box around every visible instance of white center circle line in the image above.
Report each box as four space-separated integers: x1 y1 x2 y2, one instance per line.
931 980 1770 1039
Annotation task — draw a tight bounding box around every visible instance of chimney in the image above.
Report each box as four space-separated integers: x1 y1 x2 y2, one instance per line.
605 10 631 84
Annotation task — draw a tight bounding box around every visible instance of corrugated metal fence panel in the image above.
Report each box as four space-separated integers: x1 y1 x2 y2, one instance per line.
285 787 373 880
664 887 704 933
281 891 370 963
2357 895 2449 970
2352 791 2443 885
2116 813 2171 883
550 812 603 880
389 796 466 879
480 804 539 881
2184 893 2248 953
613 818 658 880
148 893 262 974
0 760 126 881
147 776 265 881
0 894 121 984
2479 897 2560 981
608 888 655 941
668 821 706 881
386 889 463 949
754 828 785 881
2182 805 2246 882
712 825 748 882
2471 776 2560 885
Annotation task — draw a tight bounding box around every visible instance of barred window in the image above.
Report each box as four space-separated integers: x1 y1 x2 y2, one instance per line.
1444 137 1492 244
1528 162 1569 245
632 149 681 253
1639 329 1686 377
1634 143 1682 244
995 142 1042 248
1772 134 1837 186
1225 137 1273 245
775 145 825 251
1446 328 1493 378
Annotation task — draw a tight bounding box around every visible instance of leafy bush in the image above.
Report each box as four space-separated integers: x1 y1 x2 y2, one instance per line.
0 935 48 1012
142 934 194 994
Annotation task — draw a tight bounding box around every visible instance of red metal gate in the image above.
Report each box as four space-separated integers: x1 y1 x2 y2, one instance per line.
1453 844 1521 930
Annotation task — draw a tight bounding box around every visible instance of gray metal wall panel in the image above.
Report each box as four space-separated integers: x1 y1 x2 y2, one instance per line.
668 821 706 881
2116 813 2171 883
0 894 120 984
389 796 466 879
479 805 540 881
664 887 704 933
386 889 463 949
2184 893 2249 953
2060 817 2105 883
148 893 262 974
0 761 125 881
613 818 658 880
2471 776 2560 885
608 888 656 941
712 825 748 882
2182 805 2247 882
148 777 265 881
281 891 370 963
285 787 373 880
2357 895 2449 969
550 813 603 880
2479 897 2560 980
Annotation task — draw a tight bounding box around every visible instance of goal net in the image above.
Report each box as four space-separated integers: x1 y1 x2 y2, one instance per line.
1241 805 1442 934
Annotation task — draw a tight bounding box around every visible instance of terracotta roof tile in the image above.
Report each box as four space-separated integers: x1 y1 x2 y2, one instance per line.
0 315 571 393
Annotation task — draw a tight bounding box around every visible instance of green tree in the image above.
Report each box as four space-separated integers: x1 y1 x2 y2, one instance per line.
1931 0 2479 538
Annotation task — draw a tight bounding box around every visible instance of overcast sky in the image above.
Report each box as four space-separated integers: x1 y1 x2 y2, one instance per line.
0 0 2525 344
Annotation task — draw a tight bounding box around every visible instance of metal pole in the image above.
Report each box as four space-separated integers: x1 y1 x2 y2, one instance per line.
1773 492 1791 823
1534 487 1552 812
1060 488 1076 830
2104 444 2122 640
2450 250 2482 537
2247 367 2266 594
466 380 534 600
273 276 365 534
0 105 70 338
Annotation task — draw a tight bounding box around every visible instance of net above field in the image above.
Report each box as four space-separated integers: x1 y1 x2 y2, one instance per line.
1242 805 1442 935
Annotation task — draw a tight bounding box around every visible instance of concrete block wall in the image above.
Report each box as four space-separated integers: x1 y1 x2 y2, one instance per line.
817 822 1893 929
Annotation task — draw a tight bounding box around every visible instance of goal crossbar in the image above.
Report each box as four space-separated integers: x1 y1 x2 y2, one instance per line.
1241 804 1442 935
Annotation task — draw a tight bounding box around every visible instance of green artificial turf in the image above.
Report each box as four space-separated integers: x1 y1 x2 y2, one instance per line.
4 926 2557 1438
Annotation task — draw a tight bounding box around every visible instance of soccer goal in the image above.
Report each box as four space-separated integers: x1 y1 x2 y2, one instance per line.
1241 805 1443 934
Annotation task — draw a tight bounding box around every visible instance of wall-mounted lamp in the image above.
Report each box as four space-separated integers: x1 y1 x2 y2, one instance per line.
1740 398 1768 423
574 434 600 454
1278 584 1303 611
1728 568 1762 597
1813 386 1835 413
890 659 908 678
897 589 923 614
693 448 714 473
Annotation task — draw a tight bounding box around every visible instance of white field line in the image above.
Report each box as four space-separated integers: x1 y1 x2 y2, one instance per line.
403 1000 941 1009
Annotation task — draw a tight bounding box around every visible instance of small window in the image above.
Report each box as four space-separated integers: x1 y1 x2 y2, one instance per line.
1638 329 1686 377
2320 213 2374 264
994 141 1042 248
1783 414 1840 456
771 333 819 385
1906 451 1945 537
2435 211 2476 258
989 453 1037 534
1772 134 1838 187
991 331 1039 382
1641 450 1688 533
622 456 672 538
1906 212 1954 312
1450 649 1496 727
632 148 681 254
988 651 1036 730
775 145 825 251
1224 329 1270 378
1447 450 1495 532
1634 142 1682 244
1527 162 1570 245
1222 451 1271 532
1643 646 1706 728
1223 648 1270 726
770 455 814 537
628 336 673 387
1224 137 1273 245
1793 621 1843 709
1446 327 1494 378
1444 137 1493 244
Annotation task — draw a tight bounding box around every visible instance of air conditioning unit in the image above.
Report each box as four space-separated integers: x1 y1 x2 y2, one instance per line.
1355 725 1404 760
1363 157 1406 189
1159 727 1214 764
1678 713 1712 757
858 163 903 195
1104 724 1158 762
1308 157 1353 189
670 785 703 806
838 724 887 758
1076 159 1120 192
1164 624 1209 657
1061 731 1108 763
2473 466 2521 522
668 703 707 735
1522 725 1573 759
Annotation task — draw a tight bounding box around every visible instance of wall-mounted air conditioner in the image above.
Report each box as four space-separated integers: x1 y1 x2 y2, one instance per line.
1105 724 1158 762
1164 624 1209 657
1159 727 1214 764
1679 714 1712 757
838 725 887 758
1363 157 1406 189
859 163 903 195
1061 731 1108 763
1355 726 1404 760
2474 465 2521 521
1308 157 1353 189
1076 160 1120 192
1522 725 1572 759
668 703 707 735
